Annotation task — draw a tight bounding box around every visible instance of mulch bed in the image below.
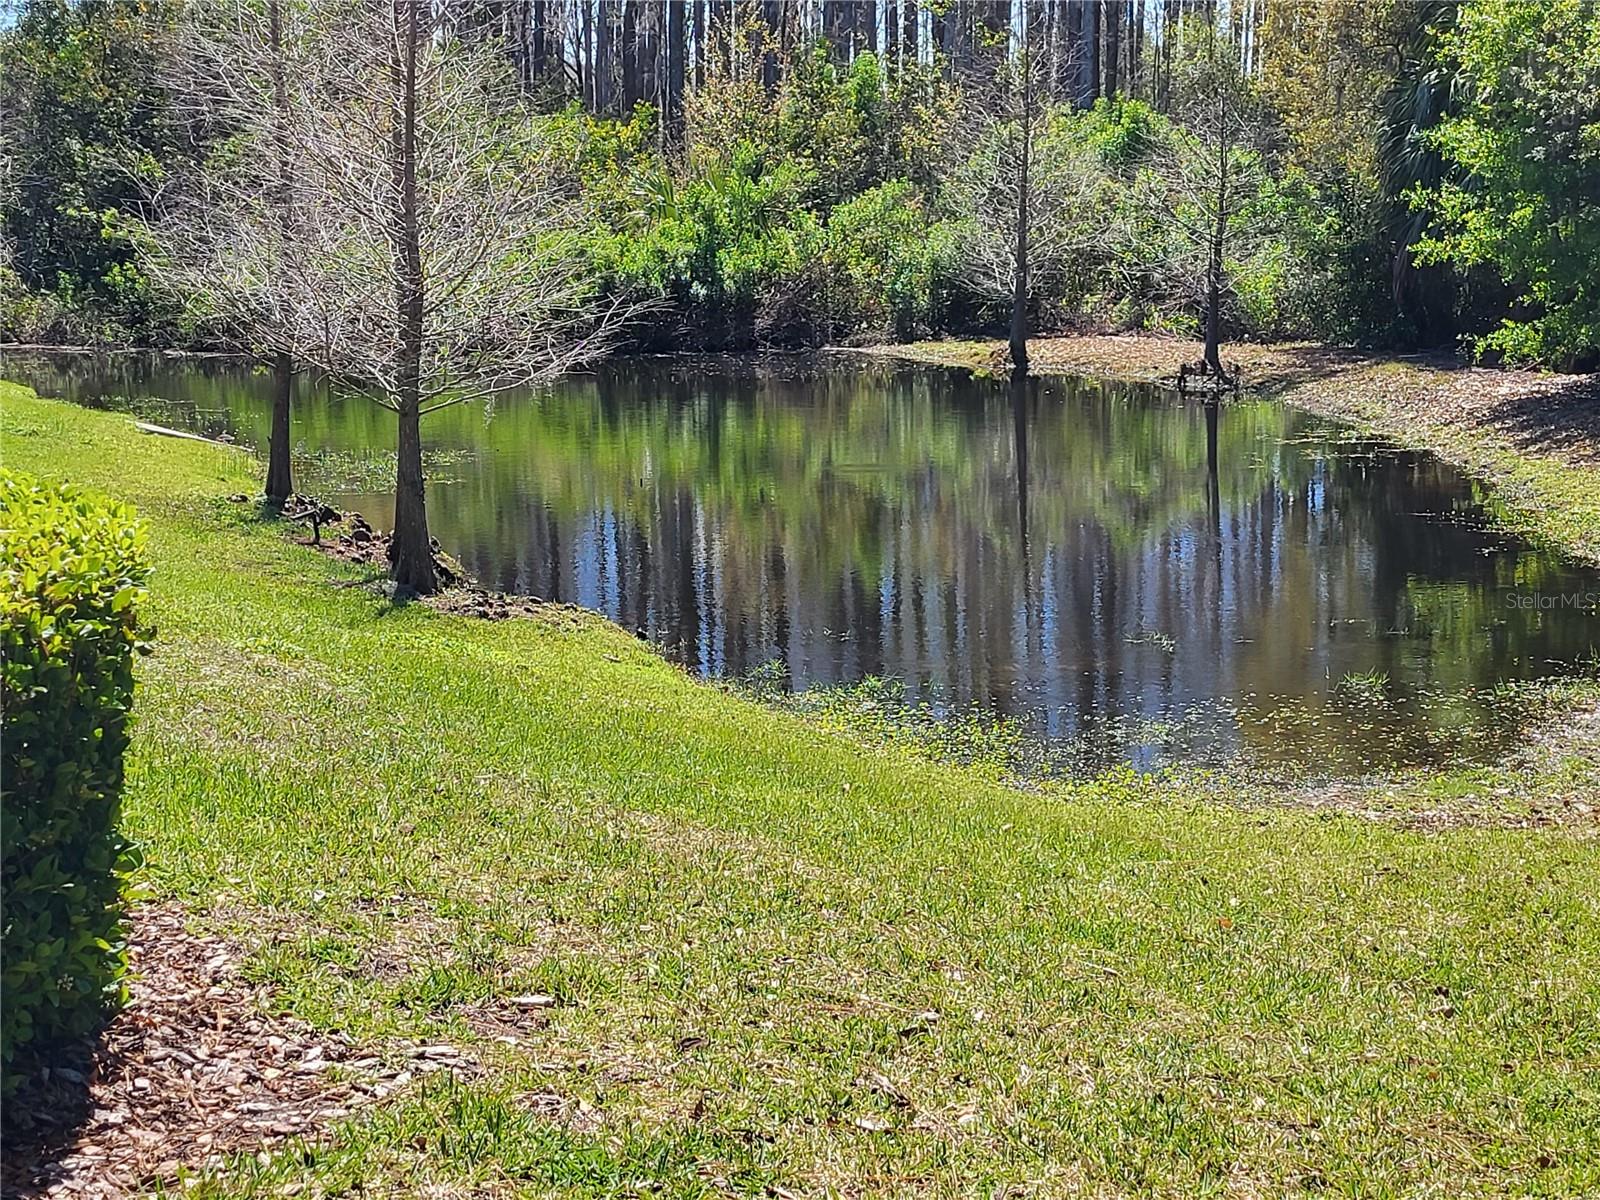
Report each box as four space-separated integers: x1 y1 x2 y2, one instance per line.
0 904 474 1199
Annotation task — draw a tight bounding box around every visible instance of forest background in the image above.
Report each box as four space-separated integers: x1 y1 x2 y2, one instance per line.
2 0 1595 371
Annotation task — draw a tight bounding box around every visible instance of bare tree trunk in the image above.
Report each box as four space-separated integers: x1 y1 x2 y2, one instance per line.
1132 0 1144 97
620 2 639 110
530 0 547 86
666 0 685 141
389 0 435 595
1009 52 1030 373
1204 230 1222 374
761 0 781 90
713 0 732 74
266 349 293 504
1065 0 1081 103
1085 0 1100 101
264 0 294 506
639 2 658 108
694 0 706 90
1104 0 1120 96
594 0 612 112
1204 87 1226 377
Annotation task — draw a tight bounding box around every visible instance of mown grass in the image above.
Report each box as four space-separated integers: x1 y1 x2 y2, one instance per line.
4 382 1600 1197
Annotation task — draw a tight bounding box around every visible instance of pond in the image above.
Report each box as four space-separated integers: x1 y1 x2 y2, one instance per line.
10 350 1600 778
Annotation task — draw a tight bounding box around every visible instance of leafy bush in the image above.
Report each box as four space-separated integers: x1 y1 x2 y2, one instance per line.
778 48 893 209
1411 0 1600 367
1 470 150 1084
808 182 957 340
1079 96 1160 167
594 140 816 345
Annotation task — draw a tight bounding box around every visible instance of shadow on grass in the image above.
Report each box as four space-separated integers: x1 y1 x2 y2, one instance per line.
1474 373 1600 466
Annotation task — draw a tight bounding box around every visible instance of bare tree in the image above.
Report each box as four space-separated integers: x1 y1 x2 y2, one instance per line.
946 30 1107 373
144 0 626 594
1146 13 1269 382
260 0 296 504
141 0 312 506
1009 43 1037 372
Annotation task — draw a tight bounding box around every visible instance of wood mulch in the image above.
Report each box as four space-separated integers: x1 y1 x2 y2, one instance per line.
0 903 476 1199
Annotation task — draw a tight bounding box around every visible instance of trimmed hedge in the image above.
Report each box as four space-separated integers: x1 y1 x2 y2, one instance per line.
1 469 149 1082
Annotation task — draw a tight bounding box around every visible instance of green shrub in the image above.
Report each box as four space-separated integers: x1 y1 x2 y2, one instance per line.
1079 96 1160 167
595 141 814 344
812 182 957 340
1 469 149 1084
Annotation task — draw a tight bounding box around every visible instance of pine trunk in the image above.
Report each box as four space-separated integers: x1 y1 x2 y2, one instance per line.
761 0 781 90
695 0 708 90
530 0 546 86
620 3 639 110
594 0 612 112
1085 0 1099 101
666 0 685 141
1104 0 1120 97
1132 0 1144 97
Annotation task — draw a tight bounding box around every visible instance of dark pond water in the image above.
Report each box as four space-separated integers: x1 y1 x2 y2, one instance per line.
10 350 1600 776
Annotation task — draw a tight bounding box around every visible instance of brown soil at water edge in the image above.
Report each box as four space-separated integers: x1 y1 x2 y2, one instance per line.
246 494 589 623
862 334 1365 389
1270 693 1600 833
1283 357 1600 471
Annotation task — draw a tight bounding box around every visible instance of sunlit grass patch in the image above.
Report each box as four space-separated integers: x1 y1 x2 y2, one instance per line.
5 382 1600 1197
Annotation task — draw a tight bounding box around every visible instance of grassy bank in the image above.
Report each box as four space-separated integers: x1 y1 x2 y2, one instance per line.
4 384 1600 1196
870 336 1600 567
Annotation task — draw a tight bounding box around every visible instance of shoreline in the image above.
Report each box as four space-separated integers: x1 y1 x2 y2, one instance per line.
0 342 245 358
7 375 1593 826
14 328 1597 564
863 334 1600 567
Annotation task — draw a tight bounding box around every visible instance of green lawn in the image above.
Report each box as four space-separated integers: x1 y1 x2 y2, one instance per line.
4 383 1599 1197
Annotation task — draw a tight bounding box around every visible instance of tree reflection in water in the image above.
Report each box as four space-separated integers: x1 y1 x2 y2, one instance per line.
14 352 1600 775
